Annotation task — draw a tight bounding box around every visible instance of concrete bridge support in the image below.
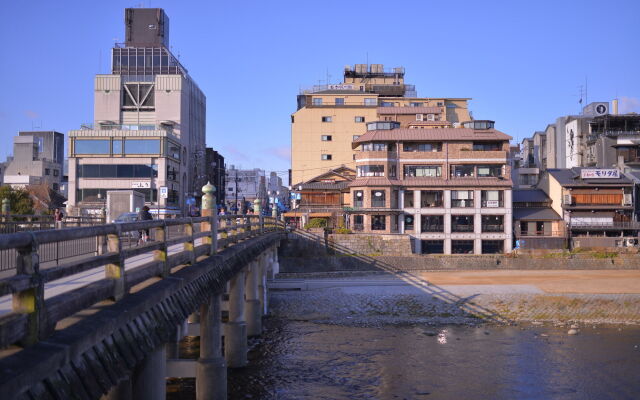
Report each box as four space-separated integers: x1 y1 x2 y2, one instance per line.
132 345 167 400
258 254 267 315
245 259 262 337
196 293 227 400
225 270 247 367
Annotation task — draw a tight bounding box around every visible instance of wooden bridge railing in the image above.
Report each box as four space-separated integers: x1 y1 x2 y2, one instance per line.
0 214 284 348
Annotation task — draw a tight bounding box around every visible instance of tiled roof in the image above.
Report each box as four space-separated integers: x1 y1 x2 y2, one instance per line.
547 168 633 187
377 106 442 115
512 189 549 203
352 128 512 147
513 207 562 221
348 177 512 188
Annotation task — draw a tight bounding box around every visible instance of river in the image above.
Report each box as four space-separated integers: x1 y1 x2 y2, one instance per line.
169 318 640 399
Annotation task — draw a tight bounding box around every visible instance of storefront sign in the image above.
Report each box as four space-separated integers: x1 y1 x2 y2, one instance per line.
131 181 151 189
485 200 500 208
327 84 354 90
580 169 619 179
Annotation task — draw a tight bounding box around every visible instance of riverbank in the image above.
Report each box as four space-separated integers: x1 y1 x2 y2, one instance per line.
270 271 640 325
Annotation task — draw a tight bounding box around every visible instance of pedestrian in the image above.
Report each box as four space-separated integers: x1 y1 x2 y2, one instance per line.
138 206 153 245
54 208 64 229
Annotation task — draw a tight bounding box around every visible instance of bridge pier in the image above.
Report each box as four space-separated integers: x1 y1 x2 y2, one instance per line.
196 292 227 399
258 253 267 315
225 270 247 367
132 344 167 400
246 259 262 337
103 378 132 400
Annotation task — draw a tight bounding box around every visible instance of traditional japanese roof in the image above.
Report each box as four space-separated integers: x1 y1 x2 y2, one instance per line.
352 128 511 148
513 208 562 221
547 168 633 187
512 189 549 203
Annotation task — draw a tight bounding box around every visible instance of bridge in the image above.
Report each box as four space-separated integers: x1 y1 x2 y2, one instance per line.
0 184 285 399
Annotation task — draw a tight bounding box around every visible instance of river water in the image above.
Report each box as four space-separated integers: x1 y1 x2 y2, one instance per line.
169 318 640 400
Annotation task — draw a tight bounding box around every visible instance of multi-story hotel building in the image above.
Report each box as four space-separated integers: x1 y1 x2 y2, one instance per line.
67 8 206 216
347 120 513 254
291 64 470 184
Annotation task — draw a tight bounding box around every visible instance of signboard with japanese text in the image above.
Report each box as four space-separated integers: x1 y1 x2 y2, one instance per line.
131 181 151 189
485 200 500 208
328 84 354 90
580 169 620 179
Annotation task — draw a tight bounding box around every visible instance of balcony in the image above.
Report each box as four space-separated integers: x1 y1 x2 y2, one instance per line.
355 151 395 161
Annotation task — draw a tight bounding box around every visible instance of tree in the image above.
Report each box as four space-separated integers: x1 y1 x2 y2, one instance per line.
0 186 34 215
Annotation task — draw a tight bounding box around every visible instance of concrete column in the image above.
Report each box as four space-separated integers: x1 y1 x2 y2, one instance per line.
444 190 451 209
414 190 421 209
196 293 227 400
444 239 452 254
271 246 280 276
166 323 183 359
225 270 247 368
399 214 405 234
104 378 132 400
258 253 268 314
399 189 405 209
132 345 166 400
245 260 262 337
475 238 482 255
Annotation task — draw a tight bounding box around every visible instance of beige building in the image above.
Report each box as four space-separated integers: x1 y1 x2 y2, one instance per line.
291 64 470 184
67 8 206 216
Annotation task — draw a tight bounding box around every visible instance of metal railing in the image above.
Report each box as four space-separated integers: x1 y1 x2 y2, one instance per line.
0 215 105 234
570 221 640 230
0 214 284 348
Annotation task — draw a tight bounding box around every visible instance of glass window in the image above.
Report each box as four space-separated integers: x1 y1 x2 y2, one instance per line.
403 142 442 152
53 169 59 177
473 142 502 151
452 240 474 254
321 116 332 122
112 139 123 154
451 165 475 177
167 142 180 159
381 101 394 107
481 190 504 207
335 98 345 105
352 135 360 141
45 168 50 175
371 190 386 207
353 190 364 207
357 165 384 177
422 240 444 254
353 215 364 231
118 164 134 177
404 215 414 231
361 143 387 151
404 190 414 208
420 191 443 207
371 215 386 230
389 165 397 178
477 165 503 177
482 240 504 254
482 215 504 232
312 98 323 105
404 165 441 177
124 139 160 154
321 135 332 141
421 215 444 232
321 154 332 160
451 190 474 207
410 102 424 107
364 98 376 106
75 139 110 154
355 116 365 123
452 215 474 232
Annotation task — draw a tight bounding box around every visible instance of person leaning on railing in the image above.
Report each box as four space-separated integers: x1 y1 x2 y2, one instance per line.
54 208 64 229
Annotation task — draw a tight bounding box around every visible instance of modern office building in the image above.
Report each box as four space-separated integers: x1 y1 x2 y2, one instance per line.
67 8 206 216
346 119 513 254
291 64 471 184
2 131 64 192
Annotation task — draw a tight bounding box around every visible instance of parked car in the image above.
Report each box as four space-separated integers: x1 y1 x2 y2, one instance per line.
113 212 140 238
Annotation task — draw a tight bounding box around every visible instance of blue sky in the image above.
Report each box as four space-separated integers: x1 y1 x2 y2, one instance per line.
1 0 639 185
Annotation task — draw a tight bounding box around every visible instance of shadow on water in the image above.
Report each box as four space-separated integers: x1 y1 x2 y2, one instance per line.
284 229 512 324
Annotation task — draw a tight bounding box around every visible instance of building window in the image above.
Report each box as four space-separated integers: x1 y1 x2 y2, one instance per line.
404 190 414 208
404 165 441 178
403 142 442 152
335 98 345 105
312 98 323 106
404 215 414 231
371 215 386 230
481 190 504 208
482 215 504 232
371 190 386 207
410 102 423 107
452 215 474 232
321 135 332 141
353 190 364 207
124 139 161 155
357 165 384 177
353 135 361 141
74 139 111 155
364 98 376 106
361 143 387 151
422 240 444 254
381 101 394 107
53 183 59 191
45 168 50 175
421 215 444 232
473 142 502 151
78 164 158 178
321 154 332 160
452 240 474 254
420 191 443 207
416 114 424 121
291 115 295 123
353 215 364 231
482 240 504 254
389 165 397 178
437 102 444 107
355 116 365 123
477 165 503 177
112 139 123 154
451 165 475 177
321 116 332 122
451 190 474 207
53 169 59 177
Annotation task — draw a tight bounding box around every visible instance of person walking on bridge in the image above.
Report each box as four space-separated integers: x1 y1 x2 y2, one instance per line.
137 206 153 245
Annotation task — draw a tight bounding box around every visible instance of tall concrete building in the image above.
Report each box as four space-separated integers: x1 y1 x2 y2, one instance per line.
2 131 64 192
67 8 206 216
225 167 266 213
291 64 470 184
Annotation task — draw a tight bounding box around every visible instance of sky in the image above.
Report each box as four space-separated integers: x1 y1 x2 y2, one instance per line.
1 0 639 185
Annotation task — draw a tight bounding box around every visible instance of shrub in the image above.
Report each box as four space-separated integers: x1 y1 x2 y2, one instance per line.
304 218 327 229
334 228 352 234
